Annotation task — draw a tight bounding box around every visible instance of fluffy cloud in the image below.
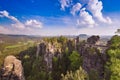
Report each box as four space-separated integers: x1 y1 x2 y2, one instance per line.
59 0 112 28
0 10 9 17
59 0 72 10
87 0 112 24
77 8 96 28
0 10 25 29
0 10 19 22
0 10 43 30
71 3 82 16
25 19 42 28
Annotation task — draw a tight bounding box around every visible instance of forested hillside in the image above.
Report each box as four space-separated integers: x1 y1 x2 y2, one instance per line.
0 35 120 80
0 34 41 68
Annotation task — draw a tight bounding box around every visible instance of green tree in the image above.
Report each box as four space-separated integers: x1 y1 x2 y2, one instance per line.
105 35 120 80
57 36 67 44
69 51 82 71
61 66 88 80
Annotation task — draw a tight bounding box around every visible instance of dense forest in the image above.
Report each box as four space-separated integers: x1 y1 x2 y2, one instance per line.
0 34 120 80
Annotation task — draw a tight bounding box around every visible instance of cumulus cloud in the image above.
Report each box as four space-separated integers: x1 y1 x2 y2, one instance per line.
59 0 112 28
77 8 96 28
0 10 25 29
0 10 43 30
87 0 112 24
59 0 72 10
25 19 42 28
71 3 82 16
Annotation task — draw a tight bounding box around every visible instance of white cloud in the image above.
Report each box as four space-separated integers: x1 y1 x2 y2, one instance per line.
0 10 43 30
106 17 112 24
71 3 82 16
77 8 96 28
0 10 25 29
0 10 19 22
59 0 112 28
0 10 9 17
11 23 25 29
0 9 118 36
25 19 42 28
59 0 72 10
0 15 119 36
87 0 112 24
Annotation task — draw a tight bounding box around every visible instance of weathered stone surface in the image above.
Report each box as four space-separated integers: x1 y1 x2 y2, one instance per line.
36 42 62 72
39 42 47 56
0 55 25 80
79 36 107 79
67 40 74 53
87 35 100 44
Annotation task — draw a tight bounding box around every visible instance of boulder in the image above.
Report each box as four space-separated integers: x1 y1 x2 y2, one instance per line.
0 55 25 80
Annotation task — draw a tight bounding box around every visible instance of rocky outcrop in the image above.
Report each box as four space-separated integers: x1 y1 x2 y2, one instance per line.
0 55 25 80
81 47 106 78
87 35 100 44
79 36 107 79
36 42 62 71
67 40 75 53
36 42 46 57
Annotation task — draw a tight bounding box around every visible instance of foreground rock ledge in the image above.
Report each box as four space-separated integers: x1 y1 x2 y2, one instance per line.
0 55 25 80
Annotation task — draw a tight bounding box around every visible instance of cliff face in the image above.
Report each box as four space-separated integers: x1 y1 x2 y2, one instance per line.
36 36 108 78
36 42 62 71
0 55 25 80
79 36 108 79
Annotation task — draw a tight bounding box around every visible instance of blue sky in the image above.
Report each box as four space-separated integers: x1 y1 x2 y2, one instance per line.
0 0 120 35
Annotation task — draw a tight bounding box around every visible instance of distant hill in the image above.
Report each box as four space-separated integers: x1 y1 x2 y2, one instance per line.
78 34 88 38
0 34 42 43
77 34 89 40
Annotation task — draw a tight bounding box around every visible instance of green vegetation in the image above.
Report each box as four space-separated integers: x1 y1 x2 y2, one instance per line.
1 35 120 80
105 35 120 80
69 51 82 71
0 38 37 68
61 66 88 80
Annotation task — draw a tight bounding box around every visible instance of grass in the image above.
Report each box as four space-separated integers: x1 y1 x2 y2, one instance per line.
5 44 23 49
5 41 35 49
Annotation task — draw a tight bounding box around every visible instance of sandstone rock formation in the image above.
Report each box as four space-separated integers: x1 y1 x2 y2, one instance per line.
36 42 46 57
87 35 100 44
79 36 107 79
0 55 25 80
36 42 62 71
